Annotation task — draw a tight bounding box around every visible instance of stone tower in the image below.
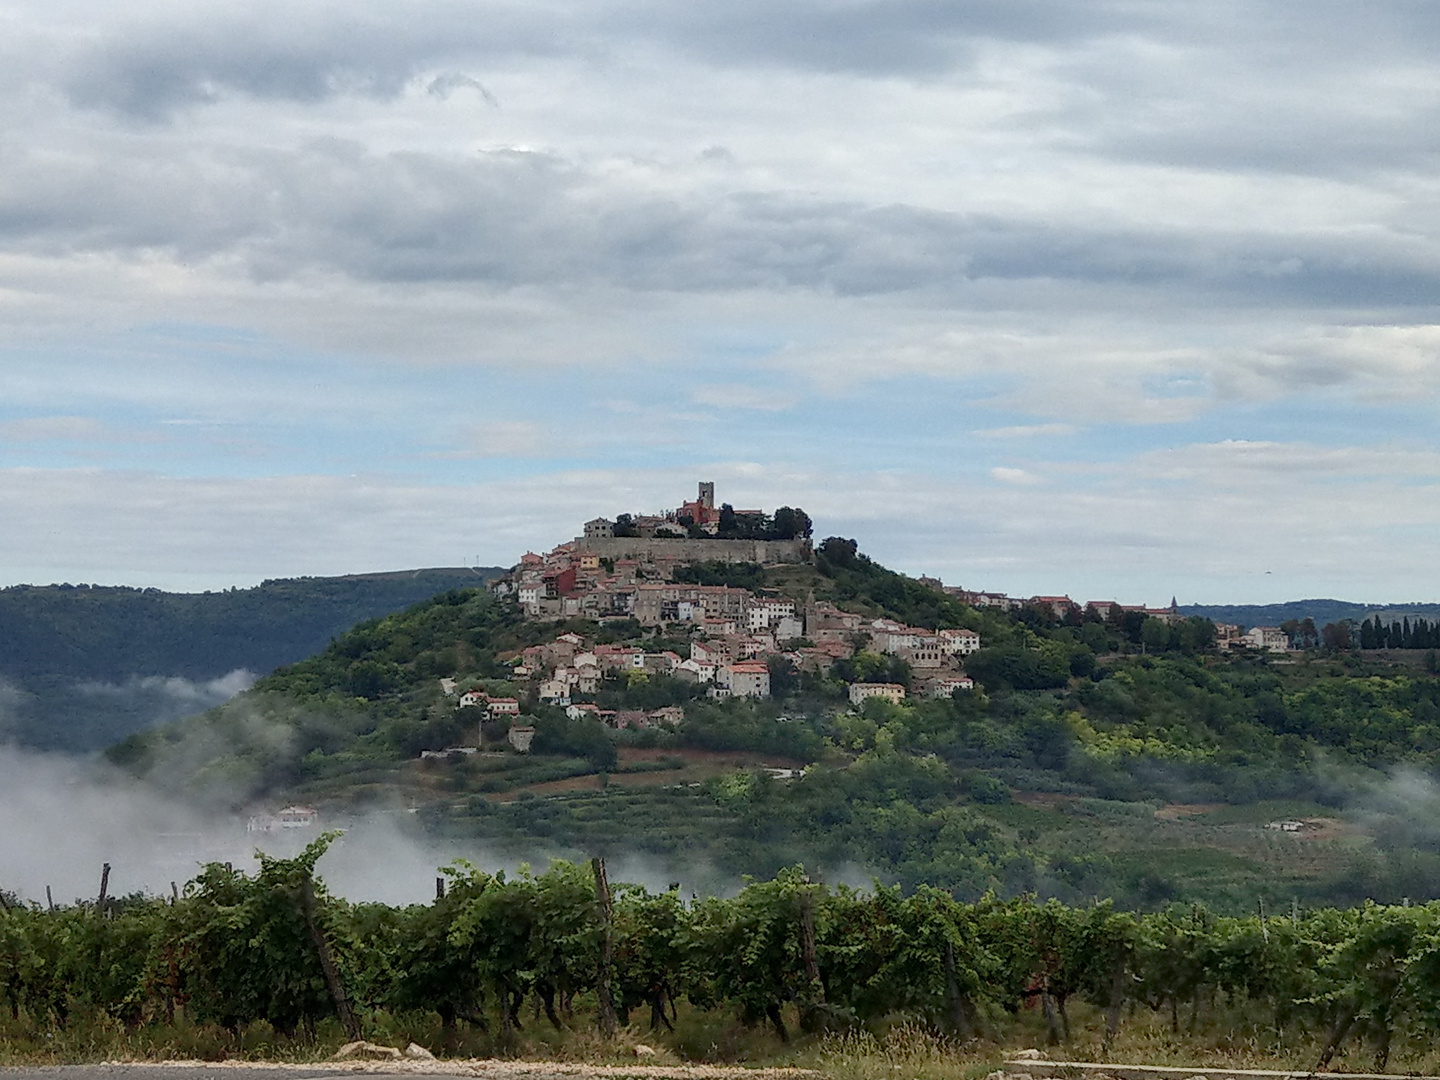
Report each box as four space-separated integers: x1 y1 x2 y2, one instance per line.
698 481 715 510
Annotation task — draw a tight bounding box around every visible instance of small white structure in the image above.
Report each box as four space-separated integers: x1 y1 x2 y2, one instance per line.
249 806 319 833
420 746 478 759
1266 819 1308 833
929 677 974 697
507 725 536 753
278 806 318 829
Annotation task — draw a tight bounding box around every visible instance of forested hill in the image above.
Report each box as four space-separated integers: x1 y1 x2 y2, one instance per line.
110 543 1440 911
1182 599 1440 626
0 567 502 751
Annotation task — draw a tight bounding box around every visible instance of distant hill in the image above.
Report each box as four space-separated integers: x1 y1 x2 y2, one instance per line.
0 567 503 751
1181 599 1440 627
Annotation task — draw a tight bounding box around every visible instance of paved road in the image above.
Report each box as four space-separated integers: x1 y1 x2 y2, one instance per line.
0 1071 419 1080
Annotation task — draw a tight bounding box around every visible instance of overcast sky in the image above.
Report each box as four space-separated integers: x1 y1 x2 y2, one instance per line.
1 0 1438 603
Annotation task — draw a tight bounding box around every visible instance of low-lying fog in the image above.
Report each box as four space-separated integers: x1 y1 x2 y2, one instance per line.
0 748 736 906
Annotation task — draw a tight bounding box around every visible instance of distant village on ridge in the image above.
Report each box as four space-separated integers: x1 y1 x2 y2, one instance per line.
431 483 1288 755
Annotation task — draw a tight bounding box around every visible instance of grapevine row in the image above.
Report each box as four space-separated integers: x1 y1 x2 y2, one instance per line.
4 835 1440 1067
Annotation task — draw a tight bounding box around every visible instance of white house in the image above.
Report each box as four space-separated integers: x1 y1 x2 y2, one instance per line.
676 658 716 683
278 806 318 829
772 615 806 642
538 676 572 705
938 628 982 655
929 677 974 697
869 620 925 654
1243 626 1291 652
748 598 796 632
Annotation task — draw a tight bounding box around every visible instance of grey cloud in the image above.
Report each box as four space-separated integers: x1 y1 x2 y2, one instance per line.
51 0 1138 122
58 2 555 120
425 73 499 105
620 0 1135 77
2 140 1438 311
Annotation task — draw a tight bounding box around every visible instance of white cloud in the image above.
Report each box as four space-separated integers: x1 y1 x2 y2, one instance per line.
989 466 1041 485
0 416 162 443
975 423 1078 438
692 383 797 411
456 420 552 458
76 670 257 708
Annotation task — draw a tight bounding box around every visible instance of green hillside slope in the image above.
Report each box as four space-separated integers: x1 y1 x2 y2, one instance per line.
106 547 1440 911
0 567 501 750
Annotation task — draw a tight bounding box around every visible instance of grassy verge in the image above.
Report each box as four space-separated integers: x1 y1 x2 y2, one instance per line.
9 998 1440 1077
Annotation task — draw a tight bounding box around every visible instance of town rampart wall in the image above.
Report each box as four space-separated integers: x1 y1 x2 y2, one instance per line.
573 536 811 565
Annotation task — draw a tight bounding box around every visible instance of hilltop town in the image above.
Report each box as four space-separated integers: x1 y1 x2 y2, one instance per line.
105 480 1440 913
483 484 977 710
441 483 1268 752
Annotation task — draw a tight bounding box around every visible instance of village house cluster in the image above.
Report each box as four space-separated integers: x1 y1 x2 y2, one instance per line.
451 483 1297 756
941 589 1289 653
445 485 992 740
458 599 983 723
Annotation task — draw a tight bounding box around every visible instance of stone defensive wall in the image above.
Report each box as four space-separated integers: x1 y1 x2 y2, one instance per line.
572 536 812 565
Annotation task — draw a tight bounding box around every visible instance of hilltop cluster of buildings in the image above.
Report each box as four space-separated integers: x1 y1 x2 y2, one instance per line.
579 481 755 539
464 483 991 730
494 483 812 623
942 589 1186 624
461 602 982 716
465 483 1298 751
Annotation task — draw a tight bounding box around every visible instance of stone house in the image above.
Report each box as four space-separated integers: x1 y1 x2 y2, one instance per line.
848 682 906 707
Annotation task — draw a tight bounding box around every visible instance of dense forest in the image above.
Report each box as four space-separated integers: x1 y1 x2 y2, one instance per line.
0 568 501 751
105 544 1440 912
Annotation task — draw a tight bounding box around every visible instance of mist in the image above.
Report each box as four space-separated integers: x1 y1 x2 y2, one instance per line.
0 747 768 908
75 669 257 716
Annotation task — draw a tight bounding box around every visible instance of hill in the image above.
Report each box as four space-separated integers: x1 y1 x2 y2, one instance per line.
1182 599 1440 626
108 543 1440 912
0 567 502 751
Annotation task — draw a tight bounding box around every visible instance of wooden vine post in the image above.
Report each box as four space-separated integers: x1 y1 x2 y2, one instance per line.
592 856 617 1039
299 875 362 1042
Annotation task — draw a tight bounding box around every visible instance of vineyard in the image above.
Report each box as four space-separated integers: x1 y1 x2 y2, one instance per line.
5 835 1440 1072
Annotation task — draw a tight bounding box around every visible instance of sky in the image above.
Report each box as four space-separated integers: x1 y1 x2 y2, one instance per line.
1 0 1438 604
